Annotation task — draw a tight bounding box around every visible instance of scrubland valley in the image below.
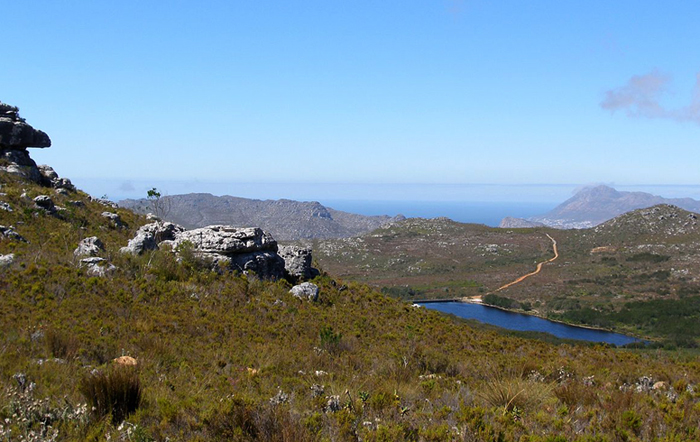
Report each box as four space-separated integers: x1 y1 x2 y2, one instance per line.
2 103 700 441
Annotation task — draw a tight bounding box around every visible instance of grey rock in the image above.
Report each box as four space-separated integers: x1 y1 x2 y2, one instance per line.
167 225 284 278
0 201 11 212
0 102 51 148
38 165 75 191
171 225 278 254
0 253 15 267
119 221 185 255
92 197 118 208
0 148 43 182
74 236 105 257
227 251 286 279
121 222 286 279
278 244 319 280
290 282 319 301
0 225 27 242
67 200 84 207
33 195 56 213
80 257 116 277
101 212 123 227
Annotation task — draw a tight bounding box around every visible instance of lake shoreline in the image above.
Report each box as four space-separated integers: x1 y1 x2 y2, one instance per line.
417 298 646 345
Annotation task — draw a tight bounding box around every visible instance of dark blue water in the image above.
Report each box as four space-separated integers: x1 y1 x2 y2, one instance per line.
419 301 640 346
321 200 555 227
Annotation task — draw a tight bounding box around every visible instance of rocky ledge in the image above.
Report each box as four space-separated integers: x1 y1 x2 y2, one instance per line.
0 101 74 191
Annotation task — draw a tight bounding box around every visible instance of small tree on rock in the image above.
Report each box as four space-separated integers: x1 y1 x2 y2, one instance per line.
147 187 170 220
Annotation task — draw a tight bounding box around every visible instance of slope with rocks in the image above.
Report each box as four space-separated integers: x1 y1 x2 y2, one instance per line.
3 101 700 441
120 193 405 241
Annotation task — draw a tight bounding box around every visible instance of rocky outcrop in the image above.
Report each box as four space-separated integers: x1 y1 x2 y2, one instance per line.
0 102 51 148
101 212 124 227
34 195 57 214
163 225 285 279
80 257 116 277
121 222 293 279
120 221 184 255
74 236 105 257
0 225 27 242
278 244 319 280
0 101 74 191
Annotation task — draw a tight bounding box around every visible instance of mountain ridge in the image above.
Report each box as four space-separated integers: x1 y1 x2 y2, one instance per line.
119 193 405 241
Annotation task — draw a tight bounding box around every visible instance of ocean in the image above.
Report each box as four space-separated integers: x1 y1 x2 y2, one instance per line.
319 200 556 227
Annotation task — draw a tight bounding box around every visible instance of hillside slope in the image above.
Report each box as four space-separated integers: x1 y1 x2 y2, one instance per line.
3 171 700 441
3 100 699 440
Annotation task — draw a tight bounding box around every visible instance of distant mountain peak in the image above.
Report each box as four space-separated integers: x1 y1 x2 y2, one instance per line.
499 185 700 230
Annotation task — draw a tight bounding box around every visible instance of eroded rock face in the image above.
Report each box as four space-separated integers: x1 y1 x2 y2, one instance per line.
0 102 75 192
119 221 185 255
165 225 284 279
0 102 51 149
278 244 319 280
121 222 286 279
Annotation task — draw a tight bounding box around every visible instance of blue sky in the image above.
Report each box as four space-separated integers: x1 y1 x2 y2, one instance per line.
3 1 700 203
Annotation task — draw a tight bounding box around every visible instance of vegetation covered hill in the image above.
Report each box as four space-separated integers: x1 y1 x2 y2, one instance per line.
313 207 700 346
1 172 700 441
119 193 404 241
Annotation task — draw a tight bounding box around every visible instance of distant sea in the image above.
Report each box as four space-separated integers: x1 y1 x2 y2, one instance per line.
320 200 556 227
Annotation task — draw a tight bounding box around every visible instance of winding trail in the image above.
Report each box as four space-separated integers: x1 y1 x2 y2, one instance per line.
466 234 558 303
493 234 558 292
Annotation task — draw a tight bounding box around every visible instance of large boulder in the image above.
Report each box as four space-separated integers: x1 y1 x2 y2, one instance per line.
121 222 286 279
290 282 320 302
119 221 185 255
277 244 319 281
167 225 277 254
120 221 184 255
165 225 284 279
74 236 105 257
0 102 51 149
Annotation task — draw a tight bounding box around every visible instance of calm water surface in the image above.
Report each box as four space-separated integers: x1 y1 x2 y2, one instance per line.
419 301 640 346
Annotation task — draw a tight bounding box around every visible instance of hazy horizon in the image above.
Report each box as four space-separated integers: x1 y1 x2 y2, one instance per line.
4 2 699 192
71 177 700 208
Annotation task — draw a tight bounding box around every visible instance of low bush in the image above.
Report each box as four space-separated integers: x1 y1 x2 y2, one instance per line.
79 365 142 424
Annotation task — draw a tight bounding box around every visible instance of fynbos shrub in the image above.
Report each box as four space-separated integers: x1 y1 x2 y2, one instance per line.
79 366 142 424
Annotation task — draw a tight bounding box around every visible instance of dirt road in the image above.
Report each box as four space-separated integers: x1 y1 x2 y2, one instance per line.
465 234 558 303
493 233 558 292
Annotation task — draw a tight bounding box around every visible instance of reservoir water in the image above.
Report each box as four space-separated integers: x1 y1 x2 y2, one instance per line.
419 301 640 346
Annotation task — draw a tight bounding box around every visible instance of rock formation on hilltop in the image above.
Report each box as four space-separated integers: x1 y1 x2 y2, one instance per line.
0 101 74 191
0 102 51 149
